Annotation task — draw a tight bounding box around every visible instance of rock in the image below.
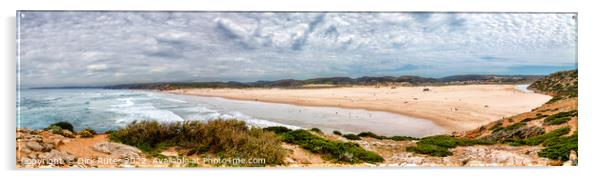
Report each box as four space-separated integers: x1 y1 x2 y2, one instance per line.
160 151 178 157
93 142 141 159
61 139 72 144
563 150 578 166
26 141 45 152
20 147 32 154
61 130 75 138
27 153 38 159
38 149 76 165
464 160 486 166
52 139 63 146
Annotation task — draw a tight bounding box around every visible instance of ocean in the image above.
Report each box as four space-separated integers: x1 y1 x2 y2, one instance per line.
17 89 446 137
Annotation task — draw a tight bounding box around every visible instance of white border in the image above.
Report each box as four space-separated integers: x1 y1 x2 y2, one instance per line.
2 0 601 179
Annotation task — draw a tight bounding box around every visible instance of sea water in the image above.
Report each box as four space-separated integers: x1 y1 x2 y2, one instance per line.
17 89 446 137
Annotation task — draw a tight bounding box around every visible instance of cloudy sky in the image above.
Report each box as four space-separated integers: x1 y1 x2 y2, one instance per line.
18 11 577 87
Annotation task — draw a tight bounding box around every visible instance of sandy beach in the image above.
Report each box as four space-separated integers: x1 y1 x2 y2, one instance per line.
167 85 551 132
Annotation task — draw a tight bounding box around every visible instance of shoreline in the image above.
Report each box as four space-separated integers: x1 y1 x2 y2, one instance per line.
165 84 552 132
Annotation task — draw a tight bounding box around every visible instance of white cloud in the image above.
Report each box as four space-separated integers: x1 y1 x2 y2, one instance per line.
18 12 577 87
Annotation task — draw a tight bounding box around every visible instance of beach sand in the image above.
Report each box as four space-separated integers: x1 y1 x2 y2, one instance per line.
167 85 551 132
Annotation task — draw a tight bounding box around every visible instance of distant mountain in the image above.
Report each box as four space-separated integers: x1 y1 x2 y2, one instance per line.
103 74 544 90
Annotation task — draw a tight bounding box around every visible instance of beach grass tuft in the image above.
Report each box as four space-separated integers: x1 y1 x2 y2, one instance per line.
109 119 287 166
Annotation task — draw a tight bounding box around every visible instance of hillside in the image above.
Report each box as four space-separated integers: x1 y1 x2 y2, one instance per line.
104 74 542 90
461 69 578 164
528 70 577 103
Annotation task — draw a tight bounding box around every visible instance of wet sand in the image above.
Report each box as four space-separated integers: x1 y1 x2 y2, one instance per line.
167 85 551 132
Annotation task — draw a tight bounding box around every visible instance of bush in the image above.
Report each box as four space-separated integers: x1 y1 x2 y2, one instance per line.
389 136 419 141
332 130 342 136
48 122 74 132
538 133 577 161
342 134 361 140
407 144 452 157
263 126 292 134
80 128 97 135
79 130 94 138
544 110 577 125
280 129 383 163
109 119 287 166
512 127 571 146
357 131 384 139
310 128 322 133
48 125 63 134
408 135 493 157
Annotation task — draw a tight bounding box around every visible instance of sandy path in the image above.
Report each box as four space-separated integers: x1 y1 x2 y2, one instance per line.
167 85 551 132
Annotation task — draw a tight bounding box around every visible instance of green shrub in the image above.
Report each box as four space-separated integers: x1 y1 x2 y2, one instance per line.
538 133 577 161
512 127 571 146
389 136 419 141
490 121 503 132
80 128 97 135
342 134 361 140
408 135 493 157
109 119 287 166
357 131 384 139
48 122 74 132
310 128 322 133
263 126 292 134
48 125 63 134
544 110 577 125
332 130 342 136
280 129 383 163
187 144 210 156
407 144 452 157
79 130 94 138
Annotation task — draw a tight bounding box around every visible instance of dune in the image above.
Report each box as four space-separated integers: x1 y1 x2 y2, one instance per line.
167 85 551 132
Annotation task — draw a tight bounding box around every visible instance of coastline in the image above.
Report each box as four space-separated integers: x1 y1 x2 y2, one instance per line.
165 84 552 132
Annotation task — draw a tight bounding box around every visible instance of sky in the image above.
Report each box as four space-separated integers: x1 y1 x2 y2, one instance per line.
18 11 577 87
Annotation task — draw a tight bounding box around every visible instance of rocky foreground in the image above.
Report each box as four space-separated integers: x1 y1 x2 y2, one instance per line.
17 126 569 168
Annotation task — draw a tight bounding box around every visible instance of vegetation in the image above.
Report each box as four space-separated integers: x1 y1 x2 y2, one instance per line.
538 132 578 161
310 128 323 133
332 130 342 136
109 119 287 166
263 126 292 134
357 131 385 139
388 136 419 141
543 110 577 125
356 131 418 141
279 129 383 163
107 74 540 90
528 70 577 103
47 121 74 132
407 135 493 157
506 127 570 146
78 127 97 138
342 134 361 140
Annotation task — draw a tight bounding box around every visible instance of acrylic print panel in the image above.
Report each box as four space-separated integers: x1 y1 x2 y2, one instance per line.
16 11 577 168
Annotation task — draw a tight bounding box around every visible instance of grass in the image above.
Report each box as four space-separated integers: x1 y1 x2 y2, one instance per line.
407 135 493 157
543 110 577 125
109 119 287 166
279 129 384 163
